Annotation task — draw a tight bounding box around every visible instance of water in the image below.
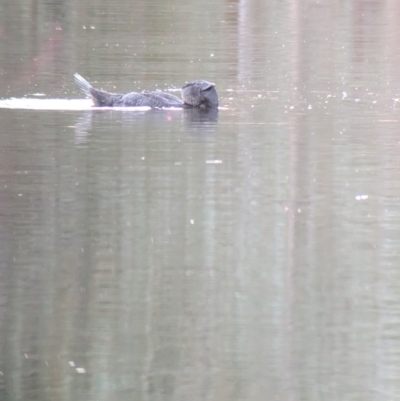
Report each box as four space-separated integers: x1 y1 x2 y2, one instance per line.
2 1 400 400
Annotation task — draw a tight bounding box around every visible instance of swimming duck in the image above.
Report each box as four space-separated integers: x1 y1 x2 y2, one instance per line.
74 73 218 109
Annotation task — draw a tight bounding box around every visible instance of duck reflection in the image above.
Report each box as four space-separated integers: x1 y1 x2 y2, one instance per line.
183 106 219 124
73 107 218 143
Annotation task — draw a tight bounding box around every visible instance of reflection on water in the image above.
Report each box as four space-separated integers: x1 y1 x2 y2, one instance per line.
0 99 219 144
72 107 219 143
0 98 96 110
2 1 400 401
183 107 219 125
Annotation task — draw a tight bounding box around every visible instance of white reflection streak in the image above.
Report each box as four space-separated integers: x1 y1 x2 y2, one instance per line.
238 0 253 85
236 0 253 286
236 0 254 286
236 1 256 394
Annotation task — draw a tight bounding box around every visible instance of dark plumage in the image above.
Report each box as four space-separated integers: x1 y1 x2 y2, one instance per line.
182 80 219 108
74 73 218 109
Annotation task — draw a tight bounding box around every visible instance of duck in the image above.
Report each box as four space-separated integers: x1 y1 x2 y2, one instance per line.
74 73 218 109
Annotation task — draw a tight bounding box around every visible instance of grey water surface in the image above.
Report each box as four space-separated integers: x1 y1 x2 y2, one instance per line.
1 1 400 401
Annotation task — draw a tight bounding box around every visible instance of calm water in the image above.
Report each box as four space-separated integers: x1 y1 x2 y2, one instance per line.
1 1 400 400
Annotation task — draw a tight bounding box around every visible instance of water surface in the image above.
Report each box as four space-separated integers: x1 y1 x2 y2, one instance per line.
1 1 400 401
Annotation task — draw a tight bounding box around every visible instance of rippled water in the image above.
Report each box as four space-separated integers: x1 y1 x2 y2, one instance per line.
2 1 400 401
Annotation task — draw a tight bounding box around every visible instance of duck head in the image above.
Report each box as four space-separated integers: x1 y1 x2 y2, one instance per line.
181 80 219 108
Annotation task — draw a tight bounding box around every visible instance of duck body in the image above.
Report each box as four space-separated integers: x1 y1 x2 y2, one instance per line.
74 73 218 109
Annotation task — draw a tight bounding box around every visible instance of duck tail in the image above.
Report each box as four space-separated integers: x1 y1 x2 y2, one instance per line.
74 73 93 97
74 73 120 107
